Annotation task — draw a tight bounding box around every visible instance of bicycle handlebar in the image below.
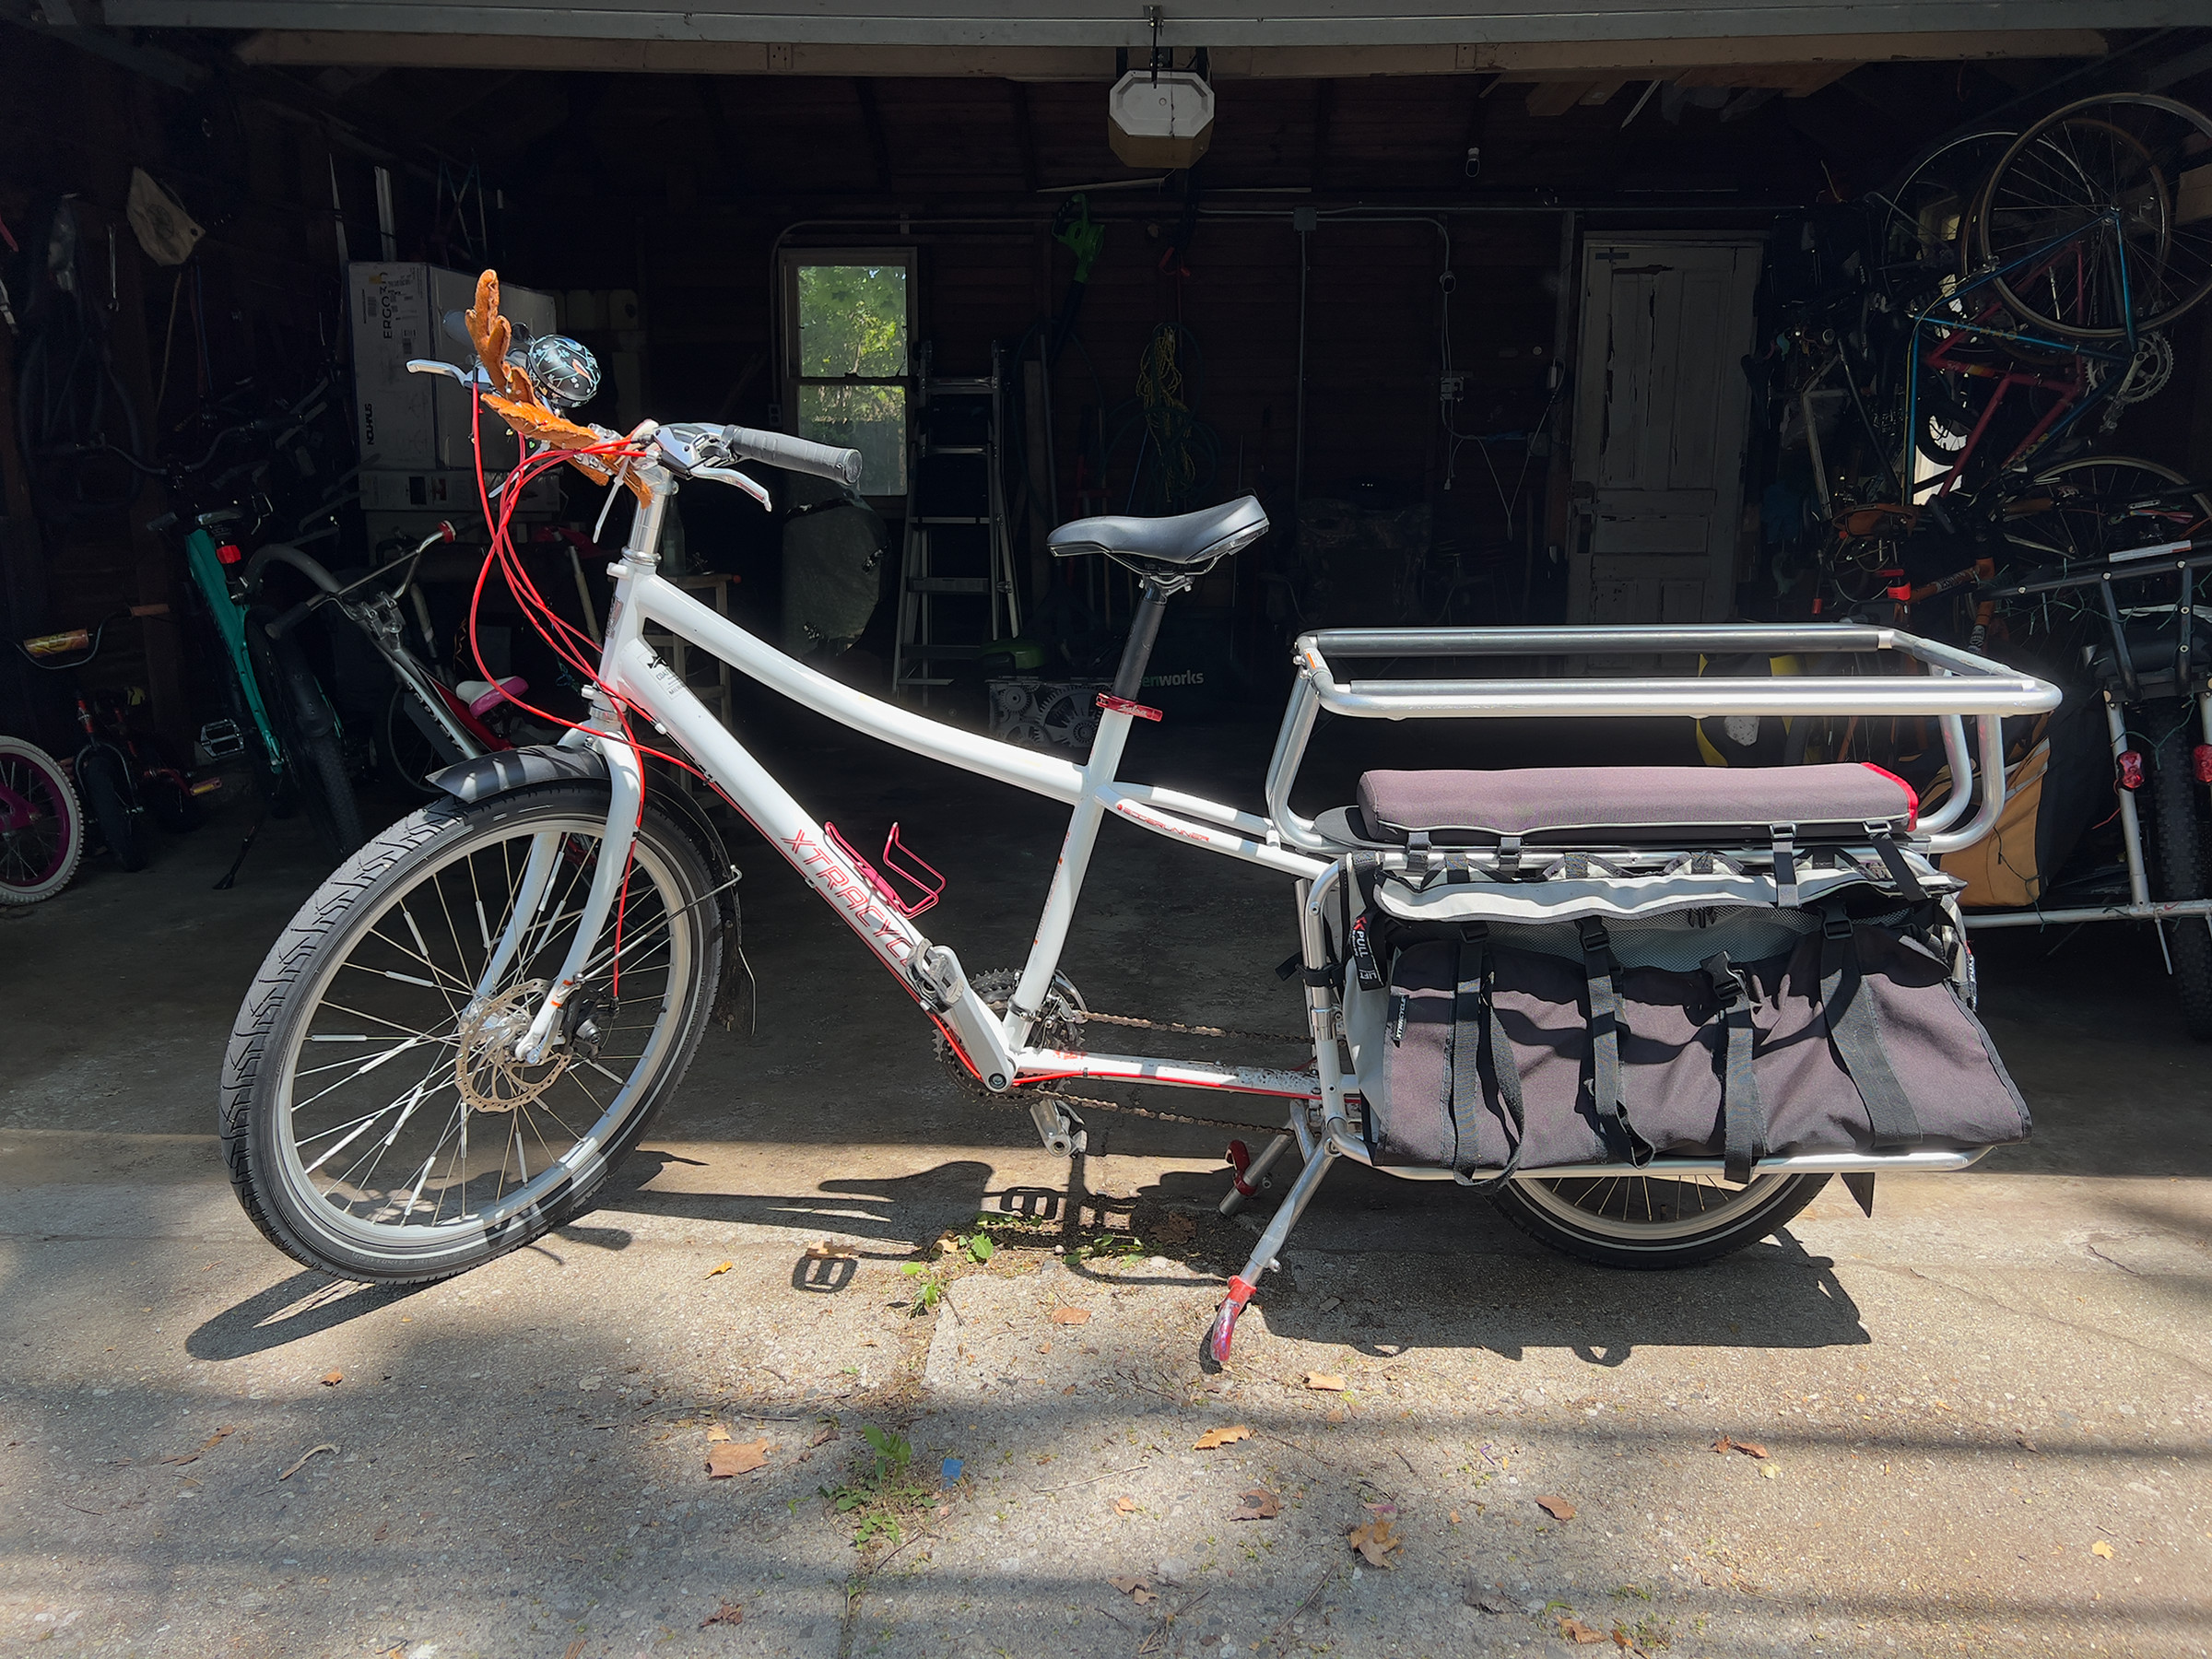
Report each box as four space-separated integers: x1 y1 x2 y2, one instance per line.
718 424 865 488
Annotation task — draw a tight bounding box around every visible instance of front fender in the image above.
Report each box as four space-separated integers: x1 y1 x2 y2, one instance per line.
428 740 742 968
427 743 607 804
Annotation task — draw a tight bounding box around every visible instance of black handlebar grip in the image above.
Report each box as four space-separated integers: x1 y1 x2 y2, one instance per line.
719 425 865 488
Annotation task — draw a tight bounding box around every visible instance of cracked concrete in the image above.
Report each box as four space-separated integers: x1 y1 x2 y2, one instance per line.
2 708 2208 1658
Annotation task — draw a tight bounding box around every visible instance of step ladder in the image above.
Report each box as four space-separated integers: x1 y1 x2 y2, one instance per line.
893 342 1022 700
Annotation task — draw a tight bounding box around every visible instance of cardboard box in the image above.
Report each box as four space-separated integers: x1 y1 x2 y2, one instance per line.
347 263 557 474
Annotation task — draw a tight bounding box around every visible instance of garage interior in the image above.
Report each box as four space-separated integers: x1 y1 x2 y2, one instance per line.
5 6 2212 1657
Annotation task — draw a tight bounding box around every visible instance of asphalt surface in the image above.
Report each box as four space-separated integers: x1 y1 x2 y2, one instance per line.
2 709 2207 1659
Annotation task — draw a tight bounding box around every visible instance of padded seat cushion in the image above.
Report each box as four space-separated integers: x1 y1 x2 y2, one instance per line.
1348 764 1917 848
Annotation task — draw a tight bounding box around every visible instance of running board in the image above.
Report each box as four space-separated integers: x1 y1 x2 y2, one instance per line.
1344 1144 1989 1181
1014 1048 1320 1101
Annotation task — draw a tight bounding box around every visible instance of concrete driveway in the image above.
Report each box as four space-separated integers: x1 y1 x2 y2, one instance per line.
3 712 2206 1659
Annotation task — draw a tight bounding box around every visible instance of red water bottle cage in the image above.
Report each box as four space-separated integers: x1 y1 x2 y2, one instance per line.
824 820 947 918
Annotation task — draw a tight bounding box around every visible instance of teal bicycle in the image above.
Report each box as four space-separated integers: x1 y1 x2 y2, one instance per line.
133 382 367 868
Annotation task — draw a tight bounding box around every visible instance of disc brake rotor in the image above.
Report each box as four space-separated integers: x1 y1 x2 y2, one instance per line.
454 979 571 1113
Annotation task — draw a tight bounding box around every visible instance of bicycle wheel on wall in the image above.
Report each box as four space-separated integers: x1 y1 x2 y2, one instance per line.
220 780 723 1282
1976 93 2212 340
2004 456 2212 564
0 736 84 903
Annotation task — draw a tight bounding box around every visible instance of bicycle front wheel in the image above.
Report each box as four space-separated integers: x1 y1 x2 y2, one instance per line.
0 736 84 903
220 780 723 1281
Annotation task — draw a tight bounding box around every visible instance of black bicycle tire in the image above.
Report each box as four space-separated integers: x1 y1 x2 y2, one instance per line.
1976 93 2212 341
1488 1171 1832 1269
243 609 365 860
75 744 148 873
218 780 722 1283
2147 700 2212 1040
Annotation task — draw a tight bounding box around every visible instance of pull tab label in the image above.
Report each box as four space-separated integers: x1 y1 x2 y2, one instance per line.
1349 913 1382 991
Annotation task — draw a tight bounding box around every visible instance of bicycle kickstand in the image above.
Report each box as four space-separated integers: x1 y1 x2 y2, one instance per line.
213 810 265 891
1206 1140 1337 1366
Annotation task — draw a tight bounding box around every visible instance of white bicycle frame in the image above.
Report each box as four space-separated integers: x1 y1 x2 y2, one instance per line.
500 431 2061 1183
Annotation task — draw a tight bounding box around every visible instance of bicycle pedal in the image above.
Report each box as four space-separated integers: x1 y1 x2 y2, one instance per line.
198 720 246 760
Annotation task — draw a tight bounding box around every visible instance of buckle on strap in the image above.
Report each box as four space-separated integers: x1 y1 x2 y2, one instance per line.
1577 915 1612 957
1702 951 1749 1010
1820 899 1854 942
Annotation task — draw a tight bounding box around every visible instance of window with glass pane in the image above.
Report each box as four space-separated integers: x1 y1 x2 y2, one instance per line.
794 264 909 495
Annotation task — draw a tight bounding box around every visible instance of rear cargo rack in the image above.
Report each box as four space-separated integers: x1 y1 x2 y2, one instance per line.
1263 623 2062 859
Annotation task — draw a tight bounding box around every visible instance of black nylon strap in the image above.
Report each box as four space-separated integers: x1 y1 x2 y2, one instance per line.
1818 901 1924 1151
1577 918 1651 1165
1701 951 1770 1184
1448 932 1528 1192
1451 937 1486 1173
1866 825 1927 900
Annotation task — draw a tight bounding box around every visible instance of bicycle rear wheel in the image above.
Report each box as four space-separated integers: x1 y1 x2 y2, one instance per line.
1977 93 2212 339
220 779 722 1281
0 736 84 902
244 609 365 861
1491 1171 1831 1269
2147 700 2212 1041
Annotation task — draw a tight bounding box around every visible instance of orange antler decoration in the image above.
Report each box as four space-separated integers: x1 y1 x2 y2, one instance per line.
467 268 649 504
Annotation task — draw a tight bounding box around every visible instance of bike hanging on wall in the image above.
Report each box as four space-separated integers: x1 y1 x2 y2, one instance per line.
218 274 2060 1362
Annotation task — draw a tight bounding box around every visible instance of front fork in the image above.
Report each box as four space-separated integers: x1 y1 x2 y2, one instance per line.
477 711 642 1065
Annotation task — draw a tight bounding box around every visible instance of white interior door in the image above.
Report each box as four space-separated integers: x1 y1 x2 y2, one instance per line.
1568 239 1762 628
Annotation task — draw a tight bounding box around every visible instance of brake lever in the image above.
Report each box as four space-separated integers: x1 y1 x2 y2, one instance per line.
692 465 772 509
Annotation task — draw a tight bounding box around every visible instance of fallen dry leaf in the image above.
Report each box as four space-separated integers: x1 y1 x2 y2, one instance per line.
1324 1405 1349 1426
805 1242 856 1260
1050 1307 1092 1325
1448 1510 1462 1524
2018 1436 2040 1453
1347 1517 1401 1568
1037 1342 1053 1355
562 1641 586 1659
1110 1576 1158 1605
705 1438 771 1477
277 1443 338 1481
1467 1588 1511 1615
1230 1488 1280 1522
706 1260 734 1277
1759 1464 1782 1480
1113 1496 1136 1514
1712 1436 1768 1459
1535 1495 1577 1521
700 1599 744 1628
1194 1424 1252 1451
2091 1540 2114 1559
159 1453 199 1467
319 1370 344 1387
808 1424 838 1449
1304 1372 1347 1392
705 1424 732 1442
1557 1614 1607 1644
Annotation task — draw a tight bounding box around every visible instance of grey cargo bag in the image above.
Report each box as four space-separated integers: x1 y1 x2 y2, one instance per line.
1345 879 2030 1184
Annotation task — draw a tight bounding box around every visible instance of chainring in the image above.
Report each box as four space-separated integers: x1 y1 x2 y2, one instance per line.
934 968 1088 1101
